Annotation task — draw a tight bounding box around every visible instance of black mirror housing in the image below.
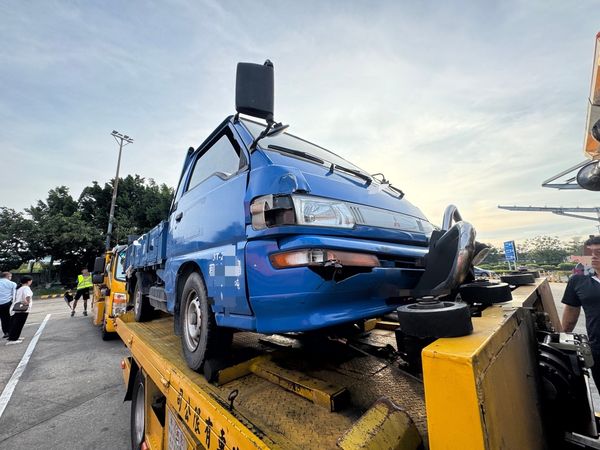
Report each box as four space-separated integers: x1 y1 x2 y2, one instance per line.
93 256 105 274
92 274 104 285
235 61 274 121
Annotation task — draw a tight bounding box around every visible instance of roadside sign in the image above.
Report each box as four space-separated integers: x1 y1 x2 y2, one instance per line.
504 240 517 262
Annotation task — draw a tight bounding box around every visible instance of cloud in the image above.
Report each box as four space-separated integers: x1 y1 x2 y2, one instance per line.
1 0 599 247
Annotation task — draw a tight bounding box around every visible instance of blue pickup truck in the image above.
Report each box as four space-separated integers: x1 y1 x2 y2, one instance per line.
126 61 481 371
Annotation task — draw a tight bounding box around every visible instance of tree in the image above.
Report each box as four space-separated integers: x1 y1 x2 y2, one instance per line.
78 175 173 246
565 236 585 256
0 207 35 271
520 236 569 265
27 187 104 282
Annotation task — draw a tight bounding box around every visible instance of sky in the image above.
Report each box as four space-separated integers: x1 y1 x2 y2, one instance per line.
1 0 599 247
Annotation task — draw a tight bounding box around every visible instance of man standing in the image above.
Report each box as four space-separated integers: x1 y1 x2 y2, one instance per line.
72 268 92 317
562 236 600 387
0 272 16 338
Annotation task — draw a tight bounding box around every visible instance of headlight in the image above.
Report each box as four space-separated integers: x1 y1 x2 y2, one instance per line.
292 195 355 229
112 292 127 316
250 194 432 234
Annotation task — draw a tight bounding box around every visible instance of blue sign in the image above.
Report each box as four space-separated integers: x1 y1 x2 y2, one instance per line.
504 240 517 262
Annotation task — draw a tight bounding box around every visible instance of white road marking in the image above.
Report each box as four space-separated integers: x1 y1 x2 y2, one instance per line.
0 313 51 419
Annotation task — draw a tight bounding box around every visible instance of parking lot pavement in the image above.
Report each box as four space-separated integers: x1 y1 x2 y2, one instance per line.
0 298 130 450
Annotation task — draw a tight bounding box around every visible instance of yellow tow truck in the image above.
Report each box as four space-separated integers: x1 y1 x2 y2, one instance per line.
91 245 133 340
115 276 600 450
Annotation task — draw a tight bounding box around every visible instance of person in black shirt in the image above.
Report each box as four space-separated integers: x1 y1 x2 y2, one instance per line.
562 236 600 387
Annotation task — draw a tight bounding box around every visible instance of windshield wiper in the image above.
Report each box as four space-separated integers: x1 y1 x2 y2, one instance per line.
266 144 325 164
330 163 372 185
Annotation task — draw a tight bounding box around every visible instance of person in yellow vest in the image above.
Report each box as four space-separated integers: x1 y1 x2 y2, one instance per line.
71 268 92 317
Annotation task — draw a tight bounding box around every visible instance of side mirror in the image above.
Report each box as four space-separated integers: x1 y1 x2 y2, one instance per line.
93 256 105 274
235 60 274 121
577 159 600 191
92 274 104 285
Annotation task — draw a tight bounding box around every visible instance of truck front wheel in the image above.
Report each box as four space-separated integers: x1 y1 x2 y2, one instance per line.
133 282 153 322
180 272 233 372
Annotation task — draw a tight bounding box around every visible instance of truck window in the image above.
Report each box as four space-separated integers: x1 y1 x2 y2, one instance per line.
187 134 240 192
115 250 127 281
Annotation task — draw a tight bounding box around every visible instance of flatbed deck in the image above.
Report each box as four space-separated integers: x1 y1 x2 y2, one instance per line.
117 277 558 449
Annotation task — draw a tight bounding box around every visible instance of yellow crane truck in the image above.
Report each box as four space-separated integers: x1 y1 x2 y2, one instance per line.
91 245 133 340
115 276 600 450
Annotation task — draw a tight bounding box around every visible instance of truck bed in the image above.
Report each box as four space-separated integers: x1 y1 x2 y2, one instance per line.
117 277 560 449
118 317 427 449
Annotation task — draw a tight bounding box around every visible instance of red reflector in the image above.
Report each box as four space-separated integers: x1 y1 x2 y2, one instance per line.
120 360 126 370
141 442 149 450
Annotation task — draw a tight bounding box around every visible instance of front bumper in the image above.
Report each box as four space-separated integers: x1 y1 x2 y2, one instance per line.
239 235 427 333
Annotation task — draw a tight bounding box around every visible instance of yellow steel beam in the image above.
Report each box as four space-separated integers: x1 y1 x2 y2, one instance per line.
250 358 349 412
337 397 422 450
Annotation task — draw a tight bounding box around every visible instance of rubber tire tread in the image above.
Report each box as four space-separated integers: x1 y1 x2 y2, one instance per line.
133 282 154 322
397 301 473 338
459 282 512 305
130 371 145 450
180 272 233 372
101 316 113 341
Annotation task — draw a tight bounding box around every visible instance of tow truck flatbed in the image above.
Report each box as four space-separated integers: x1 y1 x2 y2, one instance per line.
116 278 574 450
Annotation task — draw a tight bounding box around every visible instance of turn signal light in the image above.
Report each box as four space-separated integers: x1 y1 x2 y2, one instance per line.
113 293 127 303
269 249 380 269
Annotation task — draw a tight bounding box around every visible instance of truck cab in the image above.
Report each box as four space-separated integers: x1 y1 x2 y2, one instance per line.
92 245 132 339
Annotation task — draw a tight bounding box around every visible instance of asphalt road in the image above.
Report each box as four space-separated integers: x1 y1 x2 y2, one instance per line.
0 283 594 449
0 298 129 450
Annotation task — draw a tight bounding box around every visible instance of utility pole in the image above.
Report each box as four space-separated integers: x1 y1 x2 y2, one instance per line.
105 130 133 250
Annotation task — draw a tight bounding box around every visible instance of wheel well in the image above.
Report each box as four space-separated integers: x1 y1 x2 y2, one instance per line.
174 262 203 335
124 357 140 402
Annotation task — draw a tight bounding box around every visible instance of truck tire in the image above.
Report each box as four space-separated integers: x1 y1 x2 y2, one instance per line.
180 272 233 372
133 282 153 322
101 316 113 341
130 371 145 450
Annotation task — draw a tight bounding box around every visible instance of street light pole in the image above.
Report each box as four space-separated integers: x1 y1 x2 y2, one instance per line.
105 130 133 250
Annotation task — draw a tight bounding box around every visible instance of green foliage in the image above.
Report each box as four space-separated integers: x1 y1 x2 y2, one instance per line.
0 176 173 282
558 262 576 270
0 207 35 271
520 236 569 265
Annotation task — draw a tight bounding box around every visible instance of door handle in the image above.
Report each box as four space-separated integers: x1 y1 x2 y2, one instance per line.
175 212 183 222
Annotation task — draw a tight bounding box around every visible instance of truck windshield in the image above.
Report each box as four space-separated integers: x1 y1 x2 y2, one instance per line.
241 119 368 176
115 250 127 282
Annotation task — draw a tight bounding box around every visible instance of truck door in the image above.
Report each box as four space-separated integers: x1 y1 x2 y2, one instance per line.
167 125 252 316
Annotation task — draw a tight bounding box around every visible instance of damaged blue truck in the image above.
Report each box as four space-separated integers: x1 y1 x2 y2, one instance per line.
126 61 484 371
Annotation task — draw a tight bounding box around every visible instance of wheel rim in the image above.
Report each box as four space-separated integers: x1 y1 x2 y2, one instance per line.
134 289 141 317
133 382 145 445
184 291 202 351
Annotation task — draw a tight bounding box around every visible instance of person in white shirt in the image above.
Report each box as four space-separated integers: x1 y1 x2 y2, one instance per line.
7 275 33 344
0 272 17 339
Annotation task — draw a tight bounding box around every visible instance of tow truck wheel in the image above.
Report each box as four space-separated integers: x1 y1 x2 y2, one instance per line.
130 371 145 450
133 283 153 322
180 272 233 372
101 316 113 341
